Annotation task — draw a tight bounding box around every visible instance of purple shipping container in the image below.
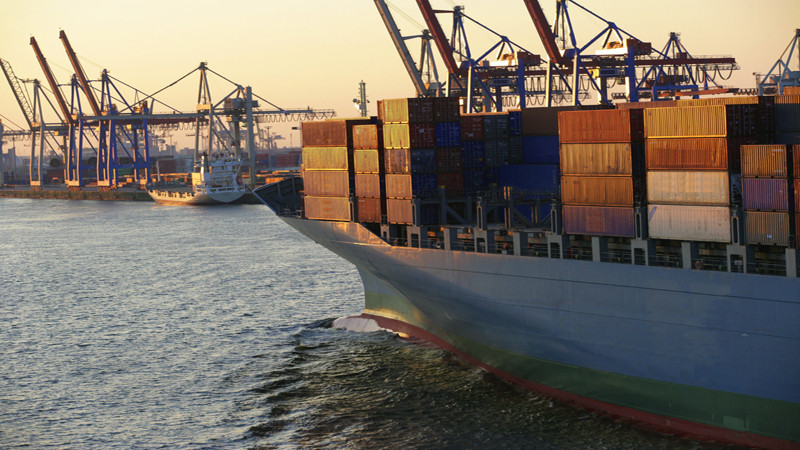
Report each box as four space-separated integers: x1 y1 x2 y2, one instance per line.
496 164 560 193
435 121 462 147
522 135 560 164
563 205 635 237
742 178 791 211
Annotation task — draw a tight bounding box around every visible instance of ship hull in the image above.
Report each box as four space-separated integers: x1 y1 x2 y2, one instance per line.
147 188 245 205
279 216 800 448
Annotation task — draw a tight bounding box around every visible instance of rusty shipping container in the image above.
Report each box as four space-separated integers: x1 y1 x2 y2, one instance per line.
354 149 381 174
647 204 731 242
356 197 383 223
301 170 351 197
384 148 437 174
301 118 373 147
383 122 436 149
560 176 634 207
558 109 644 144
304 195 351 221
742 178 791 211
744 211 792 246
378 98 434 123
302 147 349 170
740 145 789 178
353 124 382 150
645 137 742 171
354 173 382 198
562 205 635 238
646 171 730 206
559 142 642 176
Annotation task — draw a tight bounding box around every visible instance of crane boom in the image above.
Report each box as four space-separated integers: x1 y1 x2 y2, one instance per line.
59 31 102 116
0 58 35 129
415 0 460 75
30 36 73 124
374 0 429 97
522 0 567 66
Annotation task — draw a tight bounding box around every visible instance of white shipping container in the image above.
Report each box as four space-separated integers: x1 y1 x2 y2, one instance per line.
647 204 731 242
646 171 729 206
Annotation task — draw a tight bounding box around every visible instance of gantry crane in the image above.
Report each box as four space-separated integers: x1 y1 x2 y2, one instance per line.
756 29 800 95
380 0 741 109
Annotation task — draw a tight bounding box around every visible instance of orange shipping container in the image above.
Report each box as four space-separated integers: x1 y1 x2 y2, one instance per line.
644 105 727 138
794 145 800 178
645 138 731 170
740 145 789 178
558 109 644 143
301 119 372 147
353 124 381 150
559 142 637 176
301 170 351 197
386 198 414 224
784 86 800 95
560 176 634 207
354 149 381 174
302 147 349 170
795 179 800 212
354 173 382 198
304 196 351 221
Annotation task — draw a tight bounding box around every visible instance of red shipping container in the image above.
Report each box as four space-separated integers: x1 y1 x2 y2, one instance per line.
461 115 485 141
793 144 800 178
558 109 644 143
356 197 383 223
437 171 463 197
645 138 730 171
796 179 800 212
563 205 635 237
436 147 462 172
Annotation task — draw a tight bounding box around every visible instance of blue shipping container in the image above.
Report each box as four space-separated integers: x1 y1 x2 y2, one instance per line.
464 168 489 195
523 135 560 164
497 164 560 193
410 149 436 173
412 173 439 197
462 141 486 169
435 121 462 147
508 110 522 136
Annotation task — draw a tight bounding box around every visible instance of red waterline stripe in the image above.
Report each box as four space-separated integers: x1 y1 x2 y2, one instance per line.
360 313 799 450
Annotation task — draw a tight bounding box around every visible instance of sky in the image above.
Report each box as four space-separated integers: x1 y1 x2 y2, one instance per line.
1 0 798 153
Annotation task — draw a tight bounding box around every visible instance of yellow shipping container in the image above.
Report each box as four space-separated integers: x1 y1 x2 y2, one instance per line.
354 149 381 174
740 145 789 177
302 146 349 170
645 105 727 138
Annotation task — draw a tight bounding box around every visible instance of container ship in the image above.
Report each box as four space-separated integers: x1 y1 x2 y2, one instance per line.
254 95 800 448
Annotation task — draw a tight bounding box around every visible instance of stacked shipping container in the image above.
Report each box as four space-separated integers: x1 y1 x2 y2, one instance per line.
353 124 385 223
300 118 372 221
558 109 645 237
741 144 793 246
643 105 748 242
776 95 800 146
379 98 439 224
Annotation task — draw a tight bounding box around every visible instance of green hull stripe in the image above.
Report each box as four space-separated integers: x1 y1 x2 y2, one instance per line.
365 290 800 443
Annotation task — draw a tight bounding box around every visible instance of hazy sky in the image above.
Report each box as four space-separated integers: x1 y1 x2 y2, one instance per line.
1 0 798 150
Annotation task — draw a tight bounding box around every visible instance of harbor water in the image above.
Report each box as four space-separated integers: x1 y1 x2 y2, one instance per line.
0 199 738 449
